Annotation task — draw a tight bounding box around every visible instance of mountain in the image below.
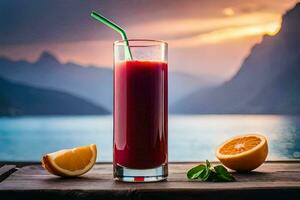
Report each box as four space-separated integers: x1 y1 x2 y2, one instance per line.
0 77 109 116
172 3 300 114
0 52 113 111
0 52 216 111
169 71 219 105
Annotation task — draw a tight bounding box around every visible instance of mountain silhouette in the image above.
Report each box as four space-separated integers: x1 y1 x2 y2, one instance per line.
172 3 300 114
0 77 109 116
36 51 60 65
0 51 216 112
0 52 113 111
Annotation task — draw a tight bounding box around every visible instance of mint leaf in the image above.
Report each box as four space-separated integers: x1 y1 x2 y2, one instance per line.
206 160 211 168
187 165 206 179
187 160 235 182
214 165 235 182
200 165 211 181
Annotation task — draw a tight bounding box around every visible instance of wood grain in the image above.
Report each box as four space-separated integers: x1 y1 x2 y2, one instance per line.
0 162 300 200
0 165 16 182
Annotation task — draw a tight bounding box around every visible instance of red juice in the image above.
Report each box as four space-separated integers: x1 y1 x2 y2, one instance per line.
114 60 168 169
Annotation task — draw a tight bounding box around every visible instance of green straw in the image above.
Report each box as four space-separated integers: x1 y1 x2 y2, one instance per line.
91 11 133 60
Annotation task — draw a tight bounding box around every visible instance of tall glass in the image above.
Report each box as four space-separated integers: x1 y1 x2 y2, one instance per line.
113 40 168 182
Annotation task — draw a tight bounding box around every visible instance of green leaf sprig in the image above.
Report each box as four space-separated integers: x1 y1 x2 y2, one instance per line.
187 160 235 182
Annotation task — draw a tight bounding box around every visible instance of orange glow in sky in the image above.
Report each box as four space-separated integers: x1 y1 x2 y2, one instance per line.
223 8 235 16
170 18 281 47
127 12 282 47
0 0 298 80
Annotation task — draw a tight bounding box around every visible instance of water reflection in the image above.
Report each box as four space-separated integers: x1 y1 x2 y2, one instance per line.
0 115 299 161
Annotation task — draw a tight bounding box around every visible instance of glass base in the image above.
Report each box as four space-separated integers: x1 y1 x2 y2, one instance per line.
114 163 168 182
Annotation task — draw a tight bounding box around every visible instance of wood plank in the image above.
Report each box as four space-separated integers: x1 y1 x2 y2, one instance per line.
0 165 16 182
0 162 300 200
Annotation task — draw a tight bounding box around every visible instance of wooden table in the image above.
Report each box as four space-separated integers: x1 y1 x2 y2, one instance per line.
1 162 300 200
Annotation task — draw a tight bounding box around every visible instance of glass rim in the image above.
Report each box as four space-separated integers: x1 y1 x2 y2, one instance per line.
114 39 168 47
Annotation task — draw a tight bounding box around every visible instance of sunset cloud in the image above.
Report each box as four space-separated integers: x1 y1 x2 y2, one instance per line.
0 0 298 80
170 19 281 47
223 8 235 16
127 12 282 47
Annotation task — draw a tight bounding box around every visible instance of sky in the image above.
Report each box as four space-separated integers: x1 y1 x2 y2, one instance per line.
0 0 298 80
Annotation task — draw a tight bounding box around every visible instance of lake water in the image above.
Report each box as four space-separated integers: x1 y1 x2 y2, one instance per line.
0 115 300 161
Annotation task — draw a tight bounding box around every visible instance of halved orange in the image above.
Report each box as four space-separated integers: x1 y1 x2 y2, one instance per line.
216 134 268 172
42 144 97 177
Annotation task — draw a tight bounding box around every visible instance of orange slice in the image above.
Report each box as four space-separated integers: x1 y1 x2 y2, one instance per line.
216 134 268 172
42 144 97 177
